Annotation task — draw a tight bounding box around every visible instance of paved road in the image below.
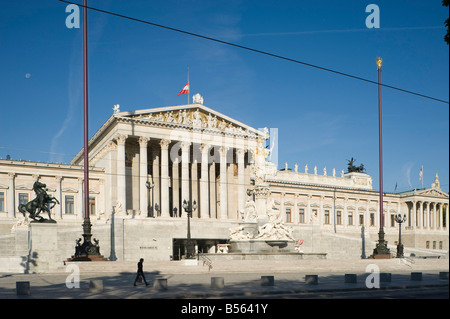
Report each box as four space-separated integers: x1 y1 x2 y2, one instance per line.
228 286 449 299
0 258 448 301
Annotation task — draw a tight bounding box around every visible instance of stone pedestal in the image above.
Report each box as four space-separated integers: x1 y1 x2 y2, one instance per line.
29 222 60 272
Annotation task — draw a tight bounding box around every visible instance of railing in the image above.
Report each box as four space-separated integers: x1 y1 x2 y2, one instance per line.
198 253 213 272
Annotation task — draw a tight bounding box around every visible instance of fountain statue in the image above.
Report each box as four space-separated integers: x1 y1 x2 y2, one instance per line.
229 128 296 253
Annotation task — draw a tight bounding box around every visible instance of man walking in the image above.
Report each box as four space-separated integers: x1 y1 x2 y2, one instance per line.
134 258 149 286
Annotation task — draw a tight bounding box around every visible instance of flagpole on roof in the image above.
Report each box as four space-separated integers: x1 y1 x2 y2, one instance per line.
187 65 190 105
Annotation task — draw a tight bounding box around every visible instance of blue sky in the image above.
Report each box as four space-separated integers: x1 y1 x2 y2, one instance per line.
0 0 448 193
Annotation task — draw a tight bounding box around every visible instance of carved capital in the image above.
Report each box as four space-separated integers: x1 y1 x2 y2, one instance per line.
55 176 63 183
160 139 171 150
200 143 210 153
180 141 191 151
115 134 127 145
219 146 229 156
236 148 245 157
138 136 150 147
7 172 15 179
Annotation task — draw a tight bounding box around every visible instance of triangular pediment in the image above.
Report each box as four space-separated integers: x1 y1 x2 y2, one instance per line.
115 104 263 136
416 188 449 198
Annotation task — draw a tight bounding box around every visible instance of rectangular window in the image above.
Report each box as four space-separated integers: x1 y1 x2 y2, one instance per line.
433 241 436 249
324 210 330 224
426 241 430 249
89 197 96 215
370 213 375 226
285 207 291 223
359 214 364 226
65 196 74 215
19 193 28 206
336 210 342 225
298 208 305 224
348 212 353 225
0 192 4 212
391 214 395 227
439 241 443 250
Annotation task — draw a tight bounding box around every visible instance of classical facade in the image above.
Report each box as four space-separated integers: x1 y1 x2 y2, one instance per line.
0 100 448 266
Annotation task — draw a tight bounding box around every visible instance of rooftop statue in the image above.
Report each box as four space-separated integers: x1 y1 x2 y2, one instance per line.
347 157 365 173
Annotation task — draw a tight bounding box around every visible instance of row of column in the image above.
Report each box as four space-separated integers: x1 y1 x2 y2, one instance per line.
115 134 246 219
409 201 448 230
275 194 448 230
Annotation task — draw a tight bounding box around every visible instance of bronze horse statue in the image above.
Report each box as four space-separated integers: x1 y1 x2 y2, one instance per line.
347 157 365 173
18 181 59 222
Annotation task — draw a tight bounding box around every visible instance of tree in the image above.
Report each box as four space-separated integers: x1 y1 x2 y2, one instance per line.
444 0 449 44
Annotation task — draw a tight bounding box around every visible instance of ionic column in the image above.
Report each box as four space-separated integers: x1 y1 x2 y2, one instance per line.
139 137 150 217
445 204 449 229
152 148 160 216
181 142 190 212
7 172 15 218
236 148 245 217
433 202 437 230
160 139 171 218
411 201 416 228
219 147 228 219
419 202 423 229
55 176 62 219
116 134 127 213
200 144 210 219
172 158 180 217
191 157 199 218
439 203 443 229
426 202 430 229
209 161 217 218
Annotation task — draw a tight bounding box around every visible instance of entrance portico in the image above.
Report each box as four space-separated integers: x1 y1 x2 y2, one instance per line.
71 103 262 221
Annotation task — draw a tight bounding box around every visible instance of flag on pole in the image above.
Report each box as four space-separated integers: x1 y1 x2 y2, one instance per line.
177 83 189 96
419 165 423 180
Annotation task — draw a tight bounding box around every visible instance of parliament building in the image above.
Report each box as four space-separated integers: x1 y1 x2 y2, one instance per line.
0 99 448 271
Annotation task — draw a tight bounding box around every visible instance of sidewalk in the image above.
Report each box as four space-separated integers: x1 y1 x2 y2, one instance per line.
0 258 448 299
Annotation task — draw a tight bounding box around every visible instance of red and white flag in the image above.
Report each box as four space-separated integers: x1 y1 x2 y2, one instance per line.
177 83 189 96
419 165 423 180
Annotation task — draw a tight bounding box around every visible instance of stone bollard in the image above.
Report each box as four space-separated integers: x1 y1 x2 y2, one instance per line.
16 281 30 296
154 278 168 290
211 277 225 289
89 280 104 293
411 272 422 281
439 272 449 280
261 276 274 286
305 275 318 285
380 273 391 282
344 274 357 284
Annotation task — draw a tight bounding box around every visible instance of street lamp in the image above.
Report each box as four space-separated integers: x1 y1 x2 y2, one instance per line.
372 56 391 259
395 213 407 258
182 199 197 259
145 180 154 217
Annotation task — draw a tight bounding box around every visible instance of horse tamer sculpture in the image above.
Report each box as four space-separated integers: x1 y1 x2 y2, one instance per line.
18 181 59 222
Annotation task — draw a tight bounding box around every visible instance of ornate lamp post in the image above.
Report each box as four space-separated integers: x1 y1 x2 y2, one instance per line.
372 56 391 259
69 0 103 261
182 199 197 259
395 213 407 258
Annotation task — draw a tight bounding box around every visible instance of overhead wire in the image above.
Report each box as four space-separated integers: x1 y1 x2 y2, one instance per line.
56 0 449 104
